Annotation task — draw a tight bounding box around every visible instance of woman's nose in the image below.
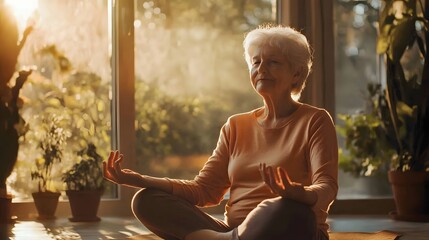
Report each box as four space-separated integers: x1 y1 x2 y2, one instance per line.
257 61 268 73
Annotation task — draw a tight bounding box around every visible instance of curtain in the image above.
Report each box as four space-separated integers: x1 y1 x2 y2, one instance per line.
281 0 335 118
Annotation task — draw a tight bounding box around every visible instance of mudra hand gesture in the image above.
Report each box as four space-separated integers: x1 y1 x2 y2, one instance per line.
103 151 143 188
259 163 316 205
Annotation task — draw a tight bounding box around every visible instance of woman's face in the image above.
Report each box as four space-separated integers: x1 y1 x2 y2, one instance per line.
248 43 298 99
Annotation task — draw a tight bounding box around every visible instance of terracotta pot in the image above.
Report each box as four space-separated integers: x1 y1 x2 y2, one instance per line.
388 171 429 222
0 194 14 223
66 190 103 222
32 191 61 220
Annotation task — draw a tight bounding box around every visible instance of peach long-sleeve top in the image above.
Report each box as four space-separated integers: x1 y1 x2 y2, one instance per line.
167 103 338 236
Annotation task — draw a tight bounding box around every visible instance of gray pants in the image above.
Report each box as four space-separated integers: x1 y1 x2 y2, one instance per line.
132 188 327 240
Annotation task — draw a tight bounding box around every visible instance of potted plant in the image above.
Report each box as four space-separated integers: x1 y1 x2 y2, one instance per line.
340 0 429 221
31 116 69 219
0 2 33 223
62 143 104 222
337 0 429 221
377 0 429 221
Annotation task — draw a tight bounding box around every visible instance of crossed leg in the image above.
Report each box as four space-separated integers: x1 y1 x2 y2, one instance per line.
132 189 324 240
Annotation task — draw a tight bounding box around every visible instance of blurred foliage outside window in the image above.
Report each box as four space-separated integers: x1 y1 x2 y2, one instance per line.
335 0 391 199
133 0 277 179
7 0 113 201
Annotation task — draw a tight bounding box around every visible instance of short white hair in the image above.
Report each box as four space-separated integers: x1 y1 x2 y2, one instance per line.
243 25 313 100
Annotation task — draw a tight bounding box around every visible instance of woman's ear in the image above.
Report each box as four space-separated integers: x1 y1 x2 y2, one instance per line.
293 66 304 78
292 66 304 85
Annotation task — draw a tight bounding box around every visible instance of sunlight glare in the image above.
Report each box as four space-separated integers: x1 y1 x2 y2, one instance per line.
4 0 39 30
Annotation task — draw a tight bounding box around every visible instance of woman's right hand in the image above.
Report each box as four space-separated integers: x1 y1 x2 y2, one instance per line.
103 150 144 188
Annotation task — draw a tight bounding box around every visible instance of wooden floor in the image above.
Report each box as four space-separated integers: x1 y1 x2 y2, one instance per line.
328 215 429 240
2 215 429 239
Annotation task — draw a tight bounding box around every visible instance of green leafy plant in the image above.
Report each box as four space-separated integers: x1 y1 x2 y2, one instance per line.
338 84 398 176
62 143 104 191
9 44 113 197
340 0 429 175
31 116 69 192
376 0 429 171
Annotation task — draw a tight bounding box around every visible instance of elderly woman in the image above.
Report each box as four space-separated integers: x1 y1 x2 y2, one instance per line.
104 25 338 240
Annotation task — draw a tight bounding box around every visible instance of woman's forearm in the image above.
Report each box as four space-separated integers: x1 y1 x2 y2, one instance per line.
301 187 318 206
140 175 173 194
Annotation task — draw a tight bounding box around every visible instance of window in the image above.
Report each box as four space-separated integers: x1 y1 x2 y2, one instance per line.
7 0 115 201
133 0 277 180
334 0 392 199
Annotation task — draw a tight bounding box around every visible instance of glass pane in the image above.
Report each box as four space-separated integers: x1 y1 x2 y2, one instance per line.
134 0 276 180
334 0 392 199
5 0 115 201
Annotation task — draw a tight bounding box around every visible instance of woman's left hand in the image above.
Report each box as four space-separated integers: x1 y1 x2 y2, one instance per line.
259 163 316 205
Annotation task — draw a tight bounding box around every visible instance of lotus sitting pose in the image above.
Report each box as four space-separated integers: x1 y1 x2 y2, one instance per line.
104 25 338 240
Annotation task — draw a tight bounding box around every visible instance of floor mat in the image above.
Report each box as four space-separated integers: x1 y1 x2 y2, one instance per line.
330 230 401 240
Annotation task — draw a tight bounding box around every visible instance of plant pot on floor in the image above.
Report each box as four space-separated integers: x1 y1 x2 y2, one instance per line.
0 193 16 223
66 190 103 222
32 191 61 220
388 171 429 222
